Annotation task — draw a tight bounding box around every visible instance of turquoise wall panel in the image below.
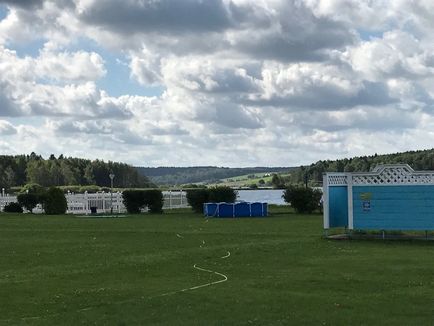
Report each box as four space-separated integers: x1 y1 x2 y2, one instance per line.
329 186 348 227
353 185 434 230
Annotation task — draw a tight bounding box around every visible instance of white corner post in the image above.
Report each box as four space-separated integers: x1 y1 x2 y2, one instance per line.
84 191 88 214
118 192 121 213
323 174 329 229
347 173 354 230
109 173 115 215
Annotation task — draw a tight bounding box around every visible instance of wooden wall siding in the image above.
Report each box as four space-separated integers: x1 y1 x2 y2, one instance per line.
329 186 348 228
353 185 434 230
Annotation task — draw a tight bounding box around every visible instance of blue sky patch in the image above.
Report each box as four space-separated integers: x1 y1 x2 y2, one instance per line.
68 37 165 98
97 55 165 98
0 5 8 21
9 39 45 58
358 29 383 41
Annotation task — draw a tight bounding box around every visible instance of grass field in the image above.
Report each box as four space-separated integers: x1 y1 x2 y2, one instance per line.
1 207 434 325
210 172 291 188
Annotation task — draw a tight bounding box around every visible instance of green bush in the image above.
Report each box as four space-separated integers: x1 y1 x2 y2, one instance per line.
43 187 67 215
186 189 210 213
122 190 164 214
79 185 101 193
144 190 164 213
10 186 22 194
186 187 237 213
17 193 40 213
122 190 144 213
59 185 81 193
20 183 46 196
282 186 322 213
3 202 23 213
208 186 237 203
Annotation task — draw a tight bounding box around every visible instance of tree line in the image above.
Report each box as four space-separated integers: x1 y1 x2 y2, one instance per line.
290 148 434 186
0 153 154 190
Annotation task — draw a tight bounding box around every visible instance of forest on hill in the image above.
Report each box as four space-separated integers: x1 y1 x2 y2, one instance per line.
136 166 294 185
0 153 153 190
2 149 434 190
289 148 434 186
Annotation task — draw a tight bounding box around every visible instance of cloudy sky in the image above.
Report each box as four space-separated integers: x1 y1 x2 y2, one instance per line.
0 0 433 167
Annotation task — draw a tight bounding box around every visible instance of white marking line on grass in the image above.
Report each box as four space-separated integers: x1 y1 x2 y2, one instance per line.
11 243 229 321
159 264 228 297
220 251 231 259
12 262 229 322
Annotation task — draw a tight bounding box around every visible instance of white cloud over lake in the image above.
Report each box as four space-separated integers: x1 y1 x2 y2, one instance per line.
0 0 433 167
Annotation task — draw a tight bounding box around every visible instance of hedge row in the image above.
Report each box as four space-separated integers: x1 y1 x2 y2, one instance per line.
5 187 67 215
122 190 164 214
186 187 237 213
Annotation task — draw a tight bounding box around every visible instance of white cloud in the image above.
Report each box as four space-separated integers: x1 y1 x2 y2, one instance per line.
0 120 17 135
0 0 434 166
347 30 434 80
35 48 106 82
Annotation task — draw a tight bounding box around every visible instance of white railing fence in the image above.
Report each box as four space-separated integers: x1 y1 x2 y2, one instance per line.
66 192 126 214
162 190 188 209
0 190 189 214
0 195 17 212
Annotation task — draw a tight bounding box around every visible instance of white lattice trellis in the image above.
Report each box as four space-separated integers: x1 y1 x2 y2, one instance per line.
326 164 434 186
352 165 434 185
327 174 348 186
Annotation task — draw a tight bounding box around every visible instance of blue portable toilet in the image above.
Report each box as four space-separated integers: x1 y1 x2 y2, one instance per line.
218 203 234 217
204 203 219 216
234 202 250 217
250 202 264 217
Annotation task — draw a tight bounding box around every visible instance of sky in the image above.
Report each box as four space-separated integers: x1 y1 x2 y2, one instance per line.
0 1 434 167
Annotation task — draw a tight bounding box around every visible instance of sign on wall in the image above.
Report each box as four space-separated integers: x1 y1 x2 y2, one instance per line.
360 192 372 212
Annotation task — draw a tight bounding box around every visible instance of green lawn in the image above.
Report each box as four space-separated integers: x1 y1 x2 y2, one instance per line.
210 172 291 187
1 208 433 325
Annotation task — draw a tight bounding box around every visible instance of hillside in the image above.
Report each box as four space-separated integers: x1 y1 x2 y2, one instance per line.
136 166 295 185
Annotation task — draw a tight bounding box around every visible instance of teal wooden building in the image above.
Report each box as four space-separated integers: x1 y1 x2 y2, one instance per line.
323 164 434 231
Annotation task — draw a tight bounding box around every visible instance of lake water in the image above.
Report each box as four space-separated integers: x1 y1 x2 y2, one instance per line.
236 189 287 205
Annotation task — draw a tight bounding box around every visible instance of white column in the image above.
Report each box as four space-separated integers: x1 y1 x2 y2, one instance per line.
118 192 121 213
85 191 89 214
347 174 354 230
323 174 329 229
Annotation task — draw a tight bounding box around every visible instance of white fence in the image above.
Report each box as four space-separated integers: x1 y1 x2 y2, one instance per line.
0 195 17 212
66 192 126 214
0 190 189 214
162 190 188 209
